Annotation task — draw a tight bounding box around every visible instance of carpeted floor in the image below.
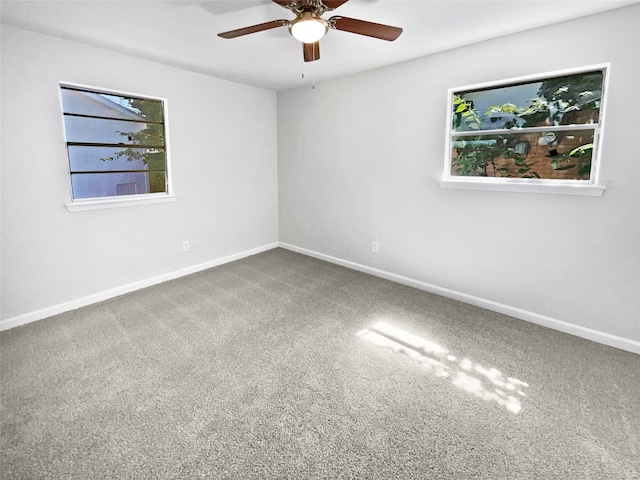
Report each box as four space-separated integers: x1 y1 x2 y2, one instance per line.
1 248 639 479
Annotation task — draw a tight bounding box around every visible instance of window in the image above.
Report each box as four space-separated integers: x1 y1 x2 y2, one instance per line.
60 84 174 210
441 65 608 196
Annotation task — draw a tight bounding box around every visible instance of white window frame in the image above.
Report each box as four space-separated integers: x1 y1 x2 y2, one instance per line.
440 64 610 196
60 82 176 212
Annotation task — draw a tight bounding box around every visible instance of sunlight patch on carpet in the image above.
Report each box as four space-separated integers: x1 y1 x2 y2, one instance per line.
356 321 529 414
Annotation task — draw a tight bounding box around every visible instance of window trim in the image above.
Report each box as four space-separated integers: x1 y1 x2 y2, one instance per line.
65 193 176 212
441 64 610 196
59 82 175 211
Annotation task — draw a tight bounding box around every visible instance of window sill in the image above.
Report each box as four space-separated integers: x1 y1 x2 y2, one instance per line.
439 178 605 197
65 194 177 212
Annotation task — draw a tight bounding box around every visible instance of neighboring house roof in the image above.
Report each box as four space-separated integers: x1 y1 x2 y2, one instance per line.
63 88 146 121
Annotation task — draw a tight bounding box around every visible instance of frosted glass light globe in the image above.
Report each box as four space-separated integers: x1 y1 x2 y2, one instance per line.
289 17 328 44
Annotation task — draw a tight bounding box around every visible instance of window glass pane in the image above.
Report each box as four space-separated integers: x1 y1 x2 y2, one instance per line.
61 85 169 202
68 146 166 172
63 116 164 146
71 172 166 199
61 88 163 122
451 129 595 180
452 71 603 132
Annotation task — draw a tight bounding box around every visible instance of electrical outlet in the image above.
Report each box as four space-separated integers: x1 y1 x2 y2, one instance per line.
182 240 190 252
372 242 379 254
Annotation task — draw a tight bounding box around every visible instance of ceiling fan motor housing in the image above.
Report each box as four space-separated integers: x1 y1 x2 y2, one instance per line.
287 1 331 15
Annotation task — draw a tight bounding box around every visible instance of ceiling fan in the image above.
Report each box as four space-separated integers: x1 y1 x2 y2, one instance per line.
217 0 403 62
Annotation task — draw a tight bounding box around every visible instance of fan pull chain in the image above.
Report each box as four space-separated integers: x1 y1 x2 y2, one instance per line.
300 57 316 90
312 60 316 89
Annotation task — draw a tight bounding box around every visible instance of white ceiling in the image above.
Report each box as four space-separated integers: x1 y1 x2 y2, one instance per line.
1 0 637 91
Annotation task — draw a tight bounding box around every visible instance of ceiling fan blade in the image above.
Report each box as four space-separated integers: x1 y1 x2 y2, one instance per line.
322 0 350 9
330 16 403 41
303 41 320 62
218 19 288 39
272 0 292 7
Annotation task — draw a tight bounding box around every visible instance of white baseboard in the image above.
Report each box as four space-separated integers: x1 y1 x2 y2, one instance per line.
0 242 279 332
279 242 640 355
4 241 637 355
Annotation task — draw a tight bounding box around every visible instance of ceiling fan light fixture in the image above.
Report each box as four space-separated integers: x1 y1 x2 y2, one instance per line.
289 14 328 44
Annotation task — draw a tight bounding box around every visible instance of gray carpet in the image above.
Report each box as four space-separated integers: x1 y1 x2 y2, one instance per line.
1 248 638 479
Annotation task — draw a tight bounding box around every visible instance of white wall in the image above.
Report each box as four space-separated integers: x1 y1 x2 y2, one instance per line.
1 25 279 323
3 7 638 352
278 5 640 350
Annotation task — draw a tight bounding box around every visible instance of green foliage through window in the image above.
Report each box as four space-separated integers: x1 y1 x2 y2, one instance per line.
448 68 604 182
